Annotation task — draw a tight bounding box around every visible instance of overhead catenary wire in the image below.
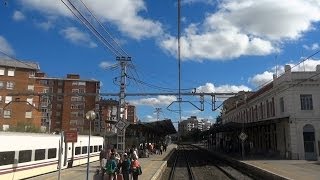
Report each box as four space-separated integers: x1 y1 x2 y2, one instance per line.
252 49 320 92
78 0 129 57
0 49 39 70
61 0 122 57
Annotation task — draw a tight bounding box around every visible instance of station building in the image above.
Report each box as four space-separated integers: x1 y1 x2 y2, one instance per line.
212 65 320 160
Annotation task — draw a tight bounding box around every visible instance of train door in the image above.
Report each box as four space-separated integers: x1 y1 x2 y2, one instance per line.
67 142 75 168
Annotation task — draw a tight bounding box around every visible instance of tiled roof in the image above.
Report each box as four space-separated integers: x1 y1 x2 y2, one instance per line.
0 59 40 70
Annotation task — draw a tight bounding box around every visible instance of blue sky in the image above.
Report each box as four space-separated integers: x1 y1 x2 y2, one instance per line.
1 0 320 124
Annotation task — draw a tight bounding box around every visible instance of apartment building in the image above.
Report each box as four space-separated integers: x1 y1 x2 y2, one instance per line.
34 73 100 133
127 104 137 124
178 116 211 136
0 59 41 131
218 65 320 160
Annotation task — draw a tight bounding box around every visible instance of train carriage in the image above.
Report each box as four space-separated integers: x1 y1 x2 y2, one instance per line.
0 132 103 180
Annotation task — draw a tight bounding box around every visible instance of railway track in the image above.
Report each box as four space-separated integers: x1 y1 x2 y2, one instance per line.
163 144 254 180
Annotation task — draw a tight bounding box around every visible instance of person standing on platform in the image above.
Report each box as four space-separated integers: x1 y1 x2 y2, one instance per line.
120 153 131 180
131 156 141 180
99 149 105 168
105 153 118 180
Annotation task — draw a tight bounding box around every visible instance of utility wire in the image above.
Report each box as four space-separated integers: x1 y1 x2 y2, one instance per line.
78 0 129 57
61 0 121 57
0 49 39 70
253 49 320 92
178 0 182 122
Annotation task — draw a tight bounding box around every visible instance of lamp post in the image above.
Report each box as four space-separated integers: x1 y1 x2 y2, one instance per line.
85 110 96 180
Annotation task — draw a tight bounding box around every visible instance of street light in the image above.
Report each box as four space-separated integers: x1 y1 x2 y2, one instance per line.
85 110 96 180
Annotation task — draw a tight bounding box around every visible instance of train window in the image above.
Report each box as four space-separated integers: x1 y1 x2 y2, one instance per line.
90 146 93 153
75 147 81 155
35 149 45 161
98 145 102 151
94 146 98 152
48 148 57 159
19 150 32 163
0 151 15 166
82 146 87 154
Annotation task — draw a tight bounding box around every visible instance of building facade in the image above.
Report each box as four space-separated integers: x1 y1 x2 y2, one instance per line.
178 116 212 136
218 65 320 160
0 59 41 131
34 73 100 133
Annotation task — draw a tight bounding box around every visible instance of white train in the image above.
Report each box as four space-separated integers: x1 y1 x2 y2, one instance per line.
0 132 104 180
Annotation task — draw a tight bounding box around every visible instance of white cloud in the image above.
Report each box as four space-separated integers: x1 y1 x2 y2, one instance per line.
249 59 320 87
129 95 177 106
60 27 97 48
303 43 320 50
0 36 15 58
196 83 251 93
181 0 216 5
12 10 25 21
99 61 115 69
19 0 163 40
36 21 54 31
160 0 320 61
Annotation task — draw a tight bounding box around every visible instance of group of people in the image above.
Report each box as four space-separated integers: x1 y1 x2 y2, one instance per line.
99 147 141 180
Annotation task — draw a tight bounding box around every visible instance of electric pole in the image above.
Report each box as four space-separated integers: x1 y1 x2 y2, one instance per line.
154 107 162 121
116 56 131 153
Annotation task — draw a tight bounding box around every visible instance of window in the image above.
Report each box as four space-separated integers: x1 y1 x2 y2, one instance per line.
58 81 63 86
72 89 79 93
0 96 2 102
39 80 48 85
0 151 15 166
0 81 4 89
18 150 32 163
27 98 33 105
57 104 62 109
58 88 62 93
0 68 4 75
6 81 14 89
99 145 102 151
5 96 12 104
82 147 87 154
90 146 93 153
79 89 85 93
56 112 61 116
300 94 313 110
94 146 98 152
35 149 45 161
57 96 63 101
2 124 9 131
280 97 284 112
7 69 15 76
25 112 32 118
78 81 86 86
29 71 35 77
75 147 81 155
48 148 57 159
4 110 11 118
27 85 34 91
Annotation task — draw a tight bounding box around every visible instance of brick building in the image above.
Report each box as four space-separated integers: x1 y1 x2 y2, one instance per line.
0 59 41 131
34 73 100 133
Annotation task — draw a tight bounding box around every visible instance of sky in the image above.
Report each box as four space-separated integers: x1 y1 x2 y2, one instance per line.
1 0 320 124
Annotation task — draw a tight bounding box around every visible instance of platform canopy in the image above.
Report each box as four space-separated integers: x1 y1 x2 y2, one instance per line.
128 119 177 136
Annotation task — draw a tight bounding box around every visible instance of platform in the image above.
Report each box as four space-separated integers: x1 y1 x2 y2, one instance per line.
195 144 320 180
139 144 177 180
28 144 176 180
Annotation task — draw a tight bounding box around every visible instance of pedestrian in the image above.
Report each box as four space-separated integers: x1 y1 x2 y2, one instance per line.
99 148 105 168
131 156 142 180
105 153 118 180
119 153 131 180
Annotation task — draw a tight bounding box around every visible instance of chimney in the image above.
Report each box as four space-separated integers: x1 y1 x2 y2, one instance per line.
67 74 80 79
